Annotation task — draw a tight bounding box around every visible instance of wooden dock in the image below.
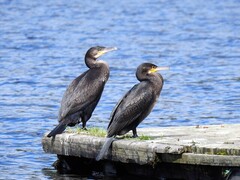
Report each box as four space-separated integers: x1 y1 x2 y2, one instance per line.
42 124 240 179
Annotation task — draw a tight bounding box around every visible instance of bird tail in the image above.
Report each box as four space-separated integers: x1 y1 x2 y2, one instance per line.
47 122 67 137
96 137 115 161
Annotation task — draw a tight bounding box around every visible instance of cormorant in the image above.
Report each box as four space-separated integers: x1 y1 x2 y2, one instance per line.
47 46 117 137
96 62 169 161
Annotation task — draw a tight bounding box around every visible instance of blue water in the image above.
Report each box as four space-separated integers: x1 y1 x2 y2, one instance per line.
0 0 240 179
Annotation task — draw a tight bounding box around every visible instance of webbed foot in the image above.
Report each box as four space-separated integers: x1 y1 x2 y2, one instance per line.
132 134 138 138
82 127 87 131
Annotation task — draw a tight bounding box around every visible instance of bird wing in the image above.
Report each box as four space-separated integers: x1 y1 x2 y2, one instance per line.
108 84 138 128
58 70 105 121
107 83 155 136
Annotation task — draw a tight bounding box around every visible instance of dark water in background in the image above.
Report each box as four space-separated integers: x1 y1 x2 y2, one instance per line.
0 0 240 179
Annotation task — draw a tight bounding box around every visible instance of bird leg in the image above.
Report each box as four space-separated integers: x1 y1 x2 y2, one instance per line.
81 121 87 130
81 116 88 130
132 128 138 138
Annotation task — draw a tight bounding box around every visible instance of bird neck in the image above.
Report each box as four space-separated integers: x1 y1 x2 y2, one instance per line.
85 57 109 73
85 56 97 68
138 73 163 86
151 74 164 92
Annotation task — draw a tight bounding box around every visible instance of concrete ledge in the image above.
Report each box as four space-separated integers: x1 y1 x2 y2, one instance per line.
161 153 240 166
42 124 240 166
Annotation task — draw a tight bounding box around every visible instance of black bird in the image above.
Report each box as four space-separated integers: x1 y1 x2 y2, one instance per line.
47 46 117 137
96 62 169 161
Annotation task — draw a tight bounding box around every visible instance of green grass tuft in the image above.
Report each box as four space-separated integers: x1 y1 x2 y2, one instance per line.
121 134 153 140
87 127 107 137
138 135 153 140
66 127 152 140
66 127 107 137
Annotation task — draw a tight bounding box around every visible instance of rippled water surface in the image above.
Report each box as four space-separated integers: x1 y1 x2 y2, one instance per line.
0 0 240 179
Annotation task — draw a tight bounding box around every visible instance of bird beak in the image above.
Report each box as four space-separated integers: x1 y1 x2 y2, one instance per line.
149 66 170 73
97 47 117 57
104 47 118 52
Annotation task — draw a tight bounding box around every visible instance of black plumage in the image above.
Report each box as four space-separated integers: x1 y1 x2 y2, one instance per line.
96 63 169 161
47 46 117 137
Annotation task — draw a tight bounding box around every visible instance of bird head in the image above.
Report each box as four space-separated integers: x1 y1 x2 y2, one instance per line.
138 63 169 75
148 65 170 74
86 46 117 59
136 63 169 81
